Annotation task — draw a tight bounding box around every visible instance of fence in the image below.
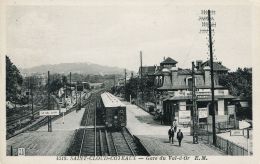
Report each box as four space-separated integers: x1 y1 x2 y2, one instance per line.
215 135 252 156
135 99 155 115
135 100 146 110
198 121 236 134
198 122 252 156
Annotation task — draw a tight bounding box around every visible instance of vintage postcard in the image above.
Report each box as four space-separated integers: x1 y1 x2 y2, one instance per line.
0 0 259 164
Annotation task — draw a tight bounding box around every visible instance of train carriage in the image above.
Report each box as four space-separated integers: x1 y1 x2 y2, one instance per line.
100 92 126 129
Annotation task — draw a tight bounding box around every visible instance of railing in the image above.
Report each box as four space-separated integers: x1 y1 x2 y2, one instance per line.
135 99 155 116
198 122 252 156
215 135 252 156
198 121 236 133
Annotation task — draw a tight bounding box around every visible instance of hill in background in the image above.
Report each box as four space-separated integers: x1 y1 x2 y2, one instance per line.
20 62 132 75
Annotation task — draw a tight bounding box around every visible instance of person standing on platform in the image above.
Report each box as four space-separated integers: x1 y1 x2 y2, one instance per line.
173 119 177 132
160 112 163 124
177 129 184 146
168 126 175 144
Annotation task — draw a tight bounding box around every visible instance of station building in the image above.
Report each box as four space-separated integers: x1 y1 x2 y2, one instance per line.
146 57 236 125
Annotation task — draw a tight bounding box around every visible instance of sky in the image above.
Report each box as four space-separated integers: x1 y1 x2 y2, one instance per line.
6 1 252 72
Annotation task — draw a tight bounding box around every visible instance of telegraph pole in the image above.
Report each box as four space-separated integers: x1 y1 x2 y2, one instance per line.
140 51 143 101
114 74 116 87
124 69 127 100
199 9 216 146
47 71 52 132
79 91 81 109
140 51 143 80
27 77 30 115
79 82 82 109
70 72 72 103
208 10 216 146
192 62 198 144
76 88 78 105
30 76 34 120
65 76 67 99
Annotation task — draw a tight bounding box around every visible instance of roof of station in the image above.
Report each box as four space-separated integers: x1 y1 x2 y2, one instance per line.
101 92 126 108
201 60 229 71
160 57 178 65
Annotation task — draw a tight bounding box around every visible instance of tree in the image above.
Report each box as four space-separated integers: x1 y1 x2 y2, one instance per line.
219 67 252 119
48 78 63 94
62 75 68 85
141 76 156 102
124 76 156 102
6 56 23 102
219 68 252 99
125 77 139 100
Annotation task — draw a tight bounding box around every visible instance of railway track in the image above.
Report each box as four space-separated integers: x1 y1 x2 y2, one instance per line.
66 90 147 156
6 90 103 140
80 89 104 126
78 97 136 156
78 128 136 156
79 129 96 156
6 95 59 126
6 106 47 127
76 90 137 156
6 101 58 138
110 129 136 156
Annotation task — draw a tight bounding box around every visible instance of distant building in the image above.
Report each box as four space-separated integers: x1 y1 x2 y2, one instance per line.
27 73 47 87
36 73 47 87
138 66 156 77
89 83 104 89
116 77 131 87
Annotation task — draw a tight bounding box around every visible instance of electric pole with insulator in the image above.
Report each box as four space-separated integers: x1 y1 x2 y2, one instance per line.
199 9 217 146
208 10 217 146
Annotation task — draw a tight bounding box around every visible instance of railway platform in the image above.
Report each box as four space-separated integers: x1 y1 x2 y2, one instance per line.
6 107 85 156
124 101 225 156
37 108 85 131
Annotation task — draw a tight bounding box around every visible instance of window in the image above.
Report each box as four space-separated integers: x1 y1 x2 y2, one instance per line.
186 77 196 90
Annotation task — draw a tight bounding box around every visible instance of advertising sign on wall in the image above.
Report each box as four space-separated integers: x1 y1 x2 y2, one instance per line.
178 110 191 124
198 108 208 118
230 129 244 136
179 101 186 111
227 105 235 115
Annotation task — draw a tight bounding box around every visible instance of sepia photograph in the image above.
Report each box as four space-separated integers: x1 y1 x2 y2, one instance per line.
0 0 259 163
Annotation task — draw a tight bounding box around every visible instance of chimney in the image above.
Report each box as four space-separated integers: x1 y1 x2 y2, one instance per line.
204 66 211 86
196 60 203 70
162 68 171 88
170 67 178 86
